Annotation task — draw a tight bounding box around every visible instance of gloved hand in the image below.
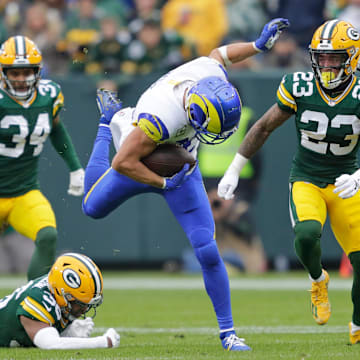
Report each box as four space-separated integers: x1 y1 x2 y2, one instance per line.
163 163 190 191
217 167 240 200
68 168 85 196
217 153 248 200
333 169 360 199
254 18 290 52
104 328 120 348
96 88 123 125
61 317 94 338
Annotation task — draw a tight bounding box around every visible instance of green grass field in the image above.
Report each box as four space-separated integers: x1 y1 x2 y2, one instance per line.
0 271 358 360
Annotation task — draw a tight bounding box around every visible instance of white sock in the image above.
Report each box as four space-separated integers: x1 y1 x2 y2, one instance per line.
309 270 326 282
351 322 360 334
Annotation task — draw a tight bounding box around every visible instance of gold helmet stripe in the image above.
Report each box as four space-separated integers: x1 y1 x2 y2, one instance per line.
14 35 26 57
320 19 340 45
64 252 103 298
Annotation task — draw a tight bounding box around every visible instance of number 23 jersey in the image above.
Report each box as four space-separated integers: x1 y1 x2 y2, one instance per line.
0 80 64 197
277 72 360 186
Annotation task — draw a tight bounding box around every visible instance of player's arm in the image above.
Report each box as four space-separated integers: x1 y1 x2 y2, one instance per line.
20 316 119 349
111 126 165 188
210 18 289 67
218 104 292 199
50 115 85 196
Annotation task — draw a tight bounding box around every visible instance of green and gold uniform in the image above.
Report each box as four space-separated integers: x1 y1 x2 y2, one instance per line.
0 80 64 240
0 79 64 197
0 79 82 280
0 275 68 347
277 71 360 254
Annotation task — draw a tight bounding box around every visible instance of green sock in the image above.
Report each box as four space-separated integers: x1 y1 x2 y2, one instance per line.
294 220 322 279
349 251 360 325
27 226 57 280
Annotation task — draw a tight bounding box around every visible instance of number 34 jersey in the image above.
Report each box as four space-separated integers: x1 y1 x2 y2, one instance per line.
0 80 64 197
0 275 67 347
277 72 360 186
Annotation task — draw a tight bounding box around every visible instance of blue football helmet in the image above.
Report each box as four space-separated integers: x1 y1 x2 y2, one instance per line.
186 76 241 145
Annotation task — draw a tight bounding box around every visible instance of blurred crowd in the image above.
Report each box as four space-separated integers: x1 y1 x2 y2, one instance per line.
0 0 358 89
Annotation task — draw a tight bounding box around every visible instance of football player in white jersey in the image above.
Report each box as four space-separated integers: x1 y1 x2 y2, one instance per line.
82 18 289 351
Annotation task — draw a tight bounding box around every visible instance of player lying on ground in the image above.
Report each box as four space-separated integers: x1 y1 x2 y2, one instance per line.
82 18 289 351
0 252 120 349
218 19 360 345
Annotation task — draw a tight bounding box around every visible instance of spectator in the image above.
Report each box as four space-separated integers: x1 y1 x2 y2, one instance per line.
261 33 311 70
267 0 327 49
20 2 65 75
85 16 131 86
338 0 360 30
122 16 191 75
223 0 269 42
60 0 102 73
162 0 228 56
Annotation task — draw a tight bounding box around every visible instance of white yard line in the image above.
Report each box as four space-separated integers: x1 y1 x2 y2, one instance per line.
93 325 347 334
0 277 352 290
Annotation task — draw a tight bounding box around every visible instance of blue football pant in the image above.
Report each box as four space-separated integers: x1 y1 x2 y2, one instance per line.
83 126 234 331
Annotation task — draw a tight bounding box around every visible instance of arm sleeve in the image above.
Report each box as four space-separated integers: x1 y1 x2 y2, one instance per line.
33 326 108 350
50 121 82 171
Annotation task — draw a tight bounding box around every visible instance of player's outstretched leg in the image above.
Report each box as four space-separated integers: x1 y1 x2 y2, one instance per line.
84 89 122 193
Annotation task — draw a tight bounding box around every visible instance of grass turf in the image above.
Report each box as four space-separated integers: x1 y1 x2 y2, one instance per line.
0 271 357 359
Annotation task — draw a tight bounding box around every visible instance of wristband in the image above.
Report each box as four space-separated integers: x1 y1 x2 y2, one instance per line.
229 153 249 174
218 46 233 67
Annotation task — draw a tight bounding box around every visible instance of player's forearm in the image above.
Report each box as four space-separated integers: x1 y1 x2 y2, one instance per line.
239 104 291 158
50 121 82 171
33 327 109 349
210 43 258 67
112 158 164 188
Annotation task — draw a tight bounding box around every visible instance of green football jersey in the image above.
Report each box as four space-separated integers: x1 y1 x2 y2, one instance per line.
0 275 69 347
277 72 360 187
0 80 64 196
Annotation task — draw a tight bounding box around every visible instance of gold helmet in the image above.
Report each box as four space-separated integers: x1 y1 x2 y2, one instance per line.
309 19 360 89
48 253 104 320
0 35 42 99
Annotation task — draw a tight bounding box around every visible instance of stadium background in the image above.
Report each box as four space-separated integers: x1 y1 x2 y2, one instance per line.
1 0 353 269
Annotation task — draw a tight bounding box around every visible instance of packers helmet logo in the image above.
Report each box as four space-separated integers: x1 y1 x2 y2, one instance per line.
63 269 81 288
347 27 360 41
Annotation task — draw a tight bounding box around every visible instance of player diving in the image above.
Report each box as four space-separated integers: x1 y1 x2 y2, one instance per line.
82 19 289 351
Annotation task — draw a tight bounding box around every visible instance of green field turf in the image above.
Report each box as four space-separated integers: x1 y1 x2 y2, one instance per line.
0 271 358 359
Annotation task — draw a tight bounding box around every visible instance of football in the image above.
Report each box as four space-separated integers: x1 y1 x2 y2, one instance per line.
141 144 196 177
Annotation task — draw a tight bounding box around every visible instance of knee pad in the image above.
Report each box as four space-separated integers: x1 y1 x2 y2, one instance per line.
190 228 221 268
294 220 322 248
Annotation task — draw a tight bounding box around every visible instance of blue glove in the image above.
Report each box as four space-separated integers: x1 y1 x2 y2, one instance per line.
163 163 190 191
96 88 123 125
254 18 290 52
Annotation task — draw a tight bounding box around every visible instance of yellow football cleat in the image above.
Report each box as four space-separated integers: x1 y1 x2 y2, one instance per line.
349 322 360 344
310 270 331 325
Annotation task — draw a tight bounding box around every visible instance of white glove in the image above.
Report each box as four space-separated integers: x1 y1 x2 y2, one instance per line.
103 328 120 348
217 153 248 200
333 169 360 199
61 317 94 338
68 168 85 196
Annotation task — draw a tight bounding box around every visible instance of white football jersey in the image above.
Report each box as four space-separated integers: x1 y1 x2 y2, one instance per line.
110 57 228 158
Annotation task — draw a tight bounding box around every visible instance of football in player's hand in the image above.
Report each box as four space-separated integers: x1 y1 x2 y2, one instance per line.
141 144 196 177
